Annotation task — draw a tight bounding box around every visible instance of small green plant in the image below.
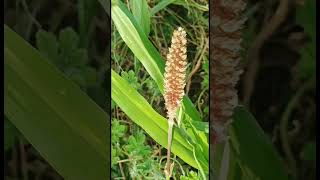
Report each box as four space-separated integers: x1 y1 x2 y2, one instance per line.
180 170 202 180
36 28 97 91
111 119 164 179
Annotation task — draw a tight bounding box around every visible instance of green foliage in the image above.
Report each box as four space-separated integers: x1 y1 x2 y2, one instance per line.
229 106 288 180
110 1 204 123
4 117 23 151
111 119 127 167
111 119 164 179
112 119 127 143
180 171 201 180
201 57 209 90
78 0 98 47
124 131 160 178
4 116 29 151
150 0 176 15
112 70 204 169
145 77 162 96
301 142 316 161
36 28 97 91
125 131 152 157
111 2 165 90
5 25 109 179
296 0 316 80
121 70 141 90
130 0 151 35
150 0 208 15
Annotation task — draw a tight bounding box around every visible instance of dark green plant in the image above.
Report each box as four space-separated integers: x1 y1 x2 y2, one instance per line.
36 28 97 92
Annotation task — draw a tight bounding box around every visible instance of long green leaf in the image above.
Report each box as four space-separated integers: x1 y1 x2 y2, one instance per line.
4 25 109 180
230 106 288 180
130 0 151 35
111 2 164 89
111 70 206 171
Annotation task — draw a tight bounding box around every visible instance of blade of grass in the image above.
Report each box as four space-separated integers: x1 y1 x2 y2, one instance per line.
150 0 176 15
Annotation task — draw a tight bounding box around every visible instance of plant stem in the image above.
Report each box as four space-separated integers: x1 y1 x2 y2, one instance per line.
218 141 230 180
165 120 174 179
19 139 29 180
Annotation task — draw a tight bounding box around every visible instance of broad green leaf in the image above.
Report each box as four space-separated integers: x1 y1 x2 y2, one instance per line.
187 118 209 134
192 145 207 179
108 1 203 123
177 111 208 173
111 69 206 171
230 106 288 180
130 0 151 35
4 25 109 180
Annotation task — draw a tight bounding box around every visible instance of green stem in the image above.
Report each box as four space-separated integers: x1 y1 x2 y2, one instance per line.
218 141 230 180
165 120 174 179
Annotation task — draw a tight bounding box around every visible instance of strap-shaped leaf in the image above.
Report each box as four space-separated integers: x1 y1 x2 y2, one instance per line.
4 25 109 180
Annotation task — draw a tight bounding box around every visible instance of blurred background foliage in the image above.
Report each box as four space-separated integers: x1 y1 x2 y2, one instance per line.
4 0 110 179
239 0 316 179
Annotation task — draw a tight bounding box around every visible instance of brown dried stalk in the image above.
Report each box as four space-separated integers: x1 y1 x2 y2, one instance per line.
164 27 187 178
210 0 246 144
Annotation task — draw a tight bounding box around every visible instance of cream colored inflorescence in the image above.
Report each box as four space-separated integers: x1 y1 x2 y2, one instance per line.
163 27 187 178
164 27 187 123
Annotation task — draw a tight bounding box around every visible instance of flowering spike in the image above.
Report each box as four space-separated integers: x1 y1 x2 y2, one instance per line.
210 0 246 143
164 27 187 123
163 27 187 178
